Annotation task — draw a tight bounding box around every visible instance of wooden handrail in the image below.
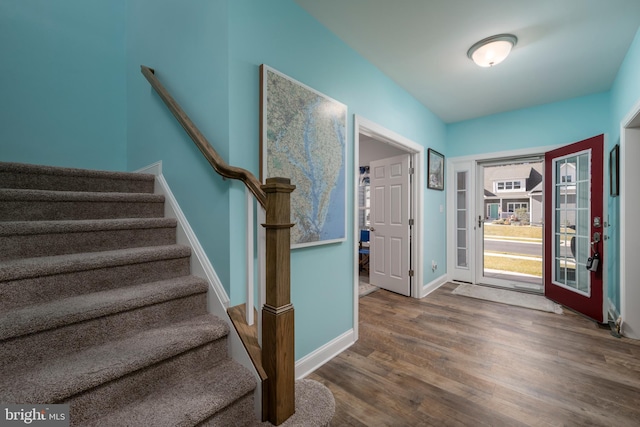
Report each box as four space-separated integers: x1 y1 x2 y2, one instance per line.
140 65 266 208
141 66 296 425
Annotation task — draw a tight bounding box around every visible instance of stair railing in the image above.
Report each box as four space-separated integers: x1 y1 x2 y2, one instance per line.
141 66 295 425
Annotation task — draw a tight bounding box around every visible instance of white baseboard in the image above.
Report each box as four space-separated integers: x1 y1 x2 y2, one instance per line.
295 329 355 379
135 162 263 420
135 162 230 316
420 273 449 298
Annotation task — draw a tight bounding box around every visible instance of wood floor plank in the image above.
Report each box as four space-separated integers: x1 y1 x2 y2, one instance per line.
309 284 640 426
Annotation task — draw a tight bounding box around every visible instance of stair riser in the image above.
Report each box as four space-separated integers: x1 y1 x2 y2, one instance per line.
200 393 256 427
0 227 177 261
67 339 229 426
0 170 155 194
0 200 164 221
1 293 208 368
0 257 191 311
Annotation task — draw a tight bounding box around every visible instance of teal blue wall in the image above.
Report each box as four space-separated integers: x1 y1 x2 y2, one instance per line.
125 0 234 290
0 0 126 170
608 27 640 312
611 28 640 137
228 0 446 359
447 92 611 158
6 0 638 361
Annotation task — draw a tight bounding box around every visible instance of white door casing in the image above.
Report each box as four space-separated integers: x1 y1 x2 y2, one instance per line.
447 160 475 283
369 154 411 296
620 101 640 339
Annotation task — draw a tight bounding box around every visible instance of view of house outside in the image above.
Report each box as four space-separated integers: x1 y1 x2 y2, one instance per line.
482 161 547 286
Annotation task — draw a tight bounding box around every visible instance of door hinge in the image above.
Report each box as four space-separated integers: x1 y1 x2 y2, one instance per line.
409 167 415 175
409 219 414 226
409 270 414 277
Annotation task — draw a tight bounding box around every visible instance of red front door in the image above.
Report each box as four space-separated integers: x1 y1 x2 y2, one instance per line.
544 135 604 322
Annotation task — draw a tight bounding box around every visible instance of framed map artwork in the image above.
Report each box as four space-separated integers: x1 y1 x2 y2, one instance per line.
260 65 347 249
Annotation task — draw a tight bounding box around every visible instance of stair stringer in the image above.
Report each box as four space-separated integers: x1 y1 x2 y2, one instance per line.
136 161 262 422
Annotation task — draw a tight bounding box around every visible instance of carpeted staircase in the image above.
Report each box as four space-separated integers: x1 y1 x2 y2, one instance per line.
0 162 258 426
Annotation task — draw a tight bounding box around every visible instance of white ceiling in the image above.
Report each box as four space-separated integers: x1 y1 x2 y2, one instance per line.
294 0 640 123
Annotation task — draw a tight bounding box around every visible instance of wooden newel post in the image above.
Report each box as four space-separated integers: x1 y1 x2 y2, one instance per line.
261 177 296 425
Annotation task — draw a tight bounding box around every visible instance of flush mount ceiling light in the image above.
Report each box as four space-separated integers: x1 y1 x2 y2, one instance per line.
467 34 517 67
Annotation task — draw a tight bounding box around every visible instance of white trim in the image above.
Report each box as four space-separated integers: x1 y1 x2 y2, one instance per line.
295 329 355 379
620 98 640 339
135 162 231 314
419 273 449 298
601 134 609 324
136 162 262 417
353 115 425 341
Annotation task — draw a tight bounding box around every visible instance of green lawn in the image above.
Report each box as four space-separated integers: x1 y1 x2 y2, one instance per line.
483 224 542 239
484 255 542 277
482 224 577 276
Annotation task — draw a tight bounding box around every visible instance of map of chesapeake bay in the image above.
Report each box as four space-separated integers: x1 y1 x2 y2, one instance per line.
266 69 346 246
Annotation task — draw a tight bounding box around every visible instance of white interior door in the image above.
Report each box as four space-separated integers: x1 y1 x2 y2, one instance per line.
369 154 411 296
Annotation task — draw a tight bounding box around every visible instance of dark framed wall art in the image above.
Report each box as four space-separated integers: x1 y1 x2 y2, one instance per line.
610 144 620 197
427 148 445 191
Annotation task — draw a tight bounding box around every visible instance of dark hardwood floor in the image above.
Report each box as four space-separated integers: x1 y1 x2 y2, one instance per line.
309 283 640 426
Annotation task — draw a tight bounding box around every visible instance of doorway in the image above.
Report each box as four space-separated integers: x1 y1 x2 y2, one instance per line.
357 141 409 296
353 116 424 339
476 158 544 292
448 152 548 289
449 136 610 322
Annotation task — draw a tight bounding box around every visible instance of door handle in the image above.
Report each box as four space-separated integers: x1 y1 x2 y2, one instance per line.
591 232 601 253
369 227 375 232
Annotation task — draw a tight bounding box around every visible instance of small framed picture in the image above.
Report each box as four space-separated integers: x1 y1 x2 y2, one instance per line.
427 148 445 191
610 144 619 197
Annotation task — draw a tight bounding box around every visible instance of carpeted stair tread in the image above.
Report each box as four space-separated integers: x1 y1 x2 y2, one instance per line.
0 161 155 193
0 314 229 404
0 218 177 236
0 244 191 282
0 189 165 221
83 359 256 427
0 218 178 260
0 276 208 341
0 188 164 202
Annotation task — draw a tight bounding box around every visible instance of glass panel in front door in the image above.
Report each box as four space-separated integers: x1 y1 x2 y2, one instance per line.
553 152 590 296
